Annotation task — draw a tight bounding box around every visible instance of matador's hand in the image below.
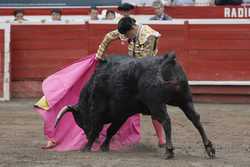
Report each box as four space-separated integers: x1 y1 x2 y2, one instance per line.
95 54 107 63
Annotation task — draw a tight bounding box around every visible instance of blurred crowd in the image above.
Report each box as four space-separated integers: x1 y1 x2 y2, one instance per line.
122 0 250 6
1 0 249 23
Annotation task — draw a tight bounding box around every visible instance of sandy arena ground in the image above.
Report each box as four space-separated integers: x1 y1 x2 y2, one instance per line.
0 99 250 167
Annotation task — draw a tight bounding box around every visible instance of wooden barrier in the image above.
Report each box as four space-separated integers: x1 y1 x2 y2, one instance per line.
187 24 250 81
11 24 88 80
7 21 250 102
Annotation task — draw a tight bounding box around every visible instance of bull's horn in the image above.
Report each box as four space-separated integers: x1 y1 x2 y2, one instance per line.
54 106 71 128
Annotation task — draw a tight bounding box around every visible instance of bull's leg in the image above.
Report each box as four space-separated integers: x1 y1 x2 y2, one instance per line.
82 93 108 152
82 123 103 152
100 118 127 152
179 102 215 158
149 104 174 159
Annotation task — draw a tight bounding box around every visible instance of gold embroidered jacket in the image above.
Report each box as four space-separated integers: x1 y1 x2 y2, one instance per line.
96 25 161 59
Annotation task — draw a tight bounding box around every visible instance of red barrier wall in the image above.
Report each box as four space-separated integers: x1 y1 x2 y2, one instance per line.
11 25 88 80
187 24 250 81
9 23 250 103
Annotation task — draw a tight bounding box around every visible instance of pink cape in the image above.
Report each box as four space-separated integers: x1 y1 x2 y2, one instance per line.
35 54 141 151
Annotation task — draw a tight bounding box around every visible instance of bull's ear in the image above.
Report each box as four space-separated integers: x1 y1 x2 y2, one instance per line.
162 51 176 64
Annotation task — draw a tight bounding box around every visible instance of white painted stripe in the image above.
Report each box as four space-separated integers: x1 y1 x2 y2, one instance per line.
143 20 186 25
188 19 250 24
189 81 250 86
3 18 250 25
0 23 10 101
6 19 185 25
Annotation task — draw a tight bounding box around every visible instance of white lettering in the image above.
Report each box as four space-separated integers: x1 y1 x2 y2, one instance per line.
231 8 237 18
224 8 231 18
238 8 244 18
244 7 248 18
224 7 250 18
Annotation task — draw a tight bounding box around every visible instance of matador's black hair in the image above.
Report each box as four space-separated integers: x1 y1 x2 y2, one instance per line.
118 16 136 34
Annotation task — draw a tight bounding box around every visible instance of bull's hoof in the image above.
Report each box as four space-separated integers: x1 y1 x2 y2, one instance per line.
164 148 174 159
205 140 216 159
100 145 110 152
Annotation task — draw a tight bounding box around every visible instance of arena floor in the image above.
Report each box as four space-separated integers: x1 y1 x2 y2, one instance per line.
0 99 250 167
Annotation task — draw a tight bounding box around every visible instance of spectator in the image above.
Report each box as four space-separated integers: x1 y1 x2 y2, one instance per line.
150 0 172 20
243 0 250 3
195 0 214 5
117 3 135 17
172 0 194 5
41 9 65 23
105 10 116 20
89 6 99 20
113 3 135 22
215 0 242 5
122 0 172 6
13 9 27 23
51 9 62 21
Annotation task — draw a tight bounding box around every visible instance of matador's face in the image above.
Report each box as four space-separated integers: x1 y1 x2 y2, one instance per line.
124 25 138 40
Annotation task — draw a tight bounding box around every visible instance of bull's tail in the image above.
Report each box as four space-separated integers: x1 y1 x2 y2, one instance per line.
54 105 77 128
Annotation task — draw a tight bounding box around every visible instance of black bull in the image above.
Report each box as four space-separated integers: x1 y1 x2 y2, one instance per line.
55 52 215 159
